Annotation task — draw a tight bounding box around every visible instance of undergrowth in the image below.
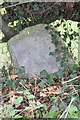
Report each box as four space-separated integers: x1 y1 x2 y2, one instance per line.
0 20 80 119
0 61 80 119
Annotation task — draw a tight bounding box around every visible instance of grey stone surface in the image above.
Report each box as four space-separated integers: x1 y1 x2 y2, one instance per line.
8 24 61 76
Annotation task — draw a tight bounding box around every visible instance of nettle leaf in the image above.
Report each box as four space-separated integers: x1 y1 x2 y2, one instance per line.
40 70 48 78
14 96 23 105
27 95 35 100
38 81 46 88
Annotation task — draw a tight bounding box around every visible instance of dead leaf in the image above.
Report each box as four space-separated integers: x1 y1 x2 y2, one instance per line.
40 86 62 97
11 74 18 80
9 91 15 97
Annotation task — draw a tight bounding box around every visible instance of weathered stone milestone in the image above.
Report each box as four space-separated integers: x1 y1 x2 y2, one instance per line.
8 24 60 76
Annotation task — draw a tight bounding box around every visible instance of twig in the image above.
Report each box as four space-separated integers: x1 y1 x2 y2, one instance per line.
62 75 80 84
30 72 50 87
34 77 37 96
59 97 75 119
58 96 67 109
19 82 27 90
71 84 79 96
1 1 34 8
64 97 75 118
15 103 43 117
40 3 57 15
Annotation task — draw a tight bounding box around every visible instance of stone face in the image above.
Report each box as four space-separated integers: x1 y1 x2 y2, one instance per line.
8 24 60 76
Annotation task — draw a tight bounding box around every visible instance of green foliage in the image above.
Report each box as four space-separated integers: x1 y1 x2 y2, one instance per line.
24 90 31 95
68 105 79 118
44 111 59 118
50 20 79 63
0 61 80 119
40 70 48 78
0 3 80 119
14 96 23 105
38 81 46 88
27 94 35 100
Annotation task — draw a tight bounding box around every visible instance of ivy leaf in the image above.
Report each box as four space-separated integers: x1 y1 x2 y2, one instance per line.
45 25 50 30
40 70 48 78
7 80 16 88
69 34 73 40
56 70 64 79
38 81 46 88
20 79 26 85
46 73 55 85
47 73 55 80
30 79 35 84
46 79 54 85
19 66 25 74
24 73 29 78
49 51 55 56
1 66 8 76
73 31 79 37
